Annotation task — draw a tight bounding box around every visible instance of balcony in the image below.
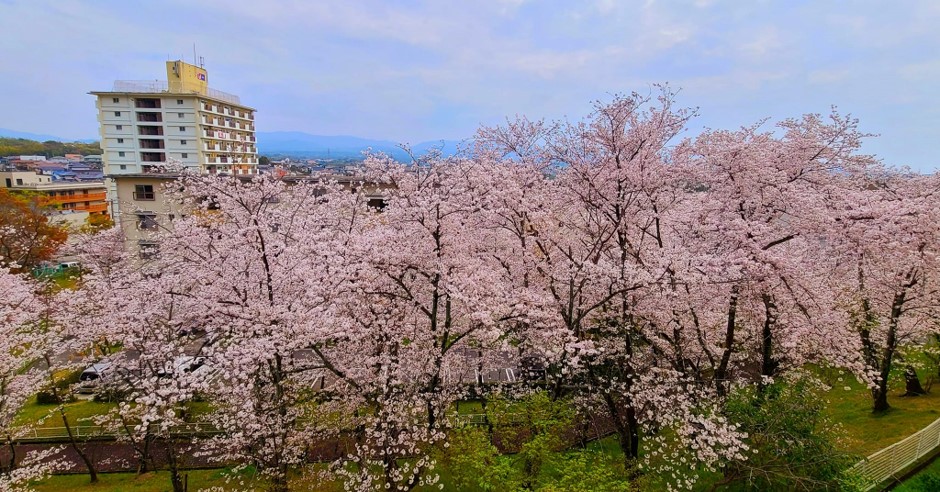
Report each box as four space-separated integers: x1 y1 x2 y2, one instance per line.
137 112 162 122
140 152 166 162
134 98 161 109
139 126 164 136
41 192 107 205
76 203 109 214
139 139 165 149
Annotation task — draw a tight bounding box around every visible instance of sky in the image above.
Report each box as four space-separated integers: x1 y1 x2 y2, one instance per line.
0 0 937 171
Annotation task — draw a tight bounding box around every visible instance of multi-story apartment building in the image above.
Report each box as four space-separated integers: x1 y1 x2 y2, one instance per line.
0 170 108 229
90 60 257 253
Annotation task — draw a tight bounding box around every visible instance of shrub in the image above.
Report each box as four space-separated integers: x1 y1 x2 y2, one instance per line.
36 369 82 404
720 376 859 491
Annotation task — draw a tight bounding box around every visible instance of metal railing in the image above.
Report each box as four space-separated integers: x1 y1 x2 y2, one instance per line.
111 81 242 105
113 80 168 93
17 422 221 441
852 416 940 490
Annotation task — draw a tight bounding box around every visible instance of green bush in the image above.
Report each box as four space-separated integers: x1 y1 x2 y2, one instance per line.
720 376 859 491
35 369 82 404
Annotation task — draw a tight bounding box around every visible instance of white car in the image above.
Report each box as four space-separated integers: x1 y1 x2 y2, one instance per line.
77 360 112 394
157 356 213 379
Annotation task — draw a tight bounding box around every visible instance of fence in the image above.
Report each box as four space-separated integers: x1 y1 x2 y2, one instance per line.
851 416 940 491
17 422 221 442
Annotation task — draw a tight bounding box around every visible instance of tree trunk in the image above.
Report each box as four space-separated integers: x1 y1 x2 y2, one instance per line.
758 294 779 393
268 478 288 492
4 436 15 474
715 287 739 398
60 410 98 483
166 438 185 492
903 365 926 396
598 383 639 465
121 416 154 476
872 382 890 413
872 272 915 413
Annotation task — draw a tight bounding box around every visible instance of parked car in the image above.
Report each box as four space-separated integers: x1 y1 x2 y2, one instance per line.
157 356 213 379
77 360 112 394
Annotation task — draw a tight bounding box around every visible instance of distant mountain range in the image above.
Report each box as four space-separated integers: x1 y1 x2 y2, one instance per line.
0 128 97 143
255 132 466 160
0 128 466 161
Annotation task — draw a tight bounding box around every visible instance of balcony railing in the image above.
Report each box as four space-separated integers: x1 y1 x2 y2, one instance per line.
74 203 109 213
41 192 107 204
201 102 253 121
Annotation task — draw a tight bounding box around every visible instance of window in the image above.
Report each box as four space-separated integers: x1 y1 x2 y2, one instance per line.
178 113 184 118
177 99 184 104
138 241 160 260
180 140 187 145
114 111 121 116
137 214 158 230
179 126 186 132
134 185 155 201
112 97 119 103
15 178 23 185
118 151 125 157
181 153 188 158
116 125 123 130
119 165 127 170
117 138 124 143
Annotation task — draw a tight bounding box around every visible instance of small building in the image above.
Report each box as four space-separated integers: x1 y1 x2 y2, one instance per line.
0 170 109 219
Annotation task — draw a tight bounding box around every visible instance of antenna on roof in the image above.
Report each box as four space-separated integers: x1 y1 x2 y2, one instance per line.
193 43 197 65
199 56 205 68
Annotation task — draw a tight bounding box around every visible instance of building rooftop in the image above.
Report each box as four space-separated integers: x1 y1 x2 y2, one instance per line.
90 80 249 108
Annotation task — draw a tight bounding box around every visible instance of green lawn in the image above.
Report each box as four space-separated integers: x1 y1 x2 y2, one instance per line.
15 398 215 433
15 398 117 430
24 368 940 491
894 454 940 491
30 469 266 492
820 370 940 456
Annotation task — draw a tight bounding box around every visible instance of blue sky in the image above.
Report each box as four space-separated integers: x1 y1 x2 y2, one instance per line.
1 0 937 171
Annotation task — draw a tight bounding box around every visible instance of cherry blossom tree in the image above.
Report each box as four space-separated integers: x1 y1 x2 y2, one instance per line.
474 90 751 484
0 265 62 490
828 169 940 412
315 154 537 491
150 173 349 492
672 110 876 396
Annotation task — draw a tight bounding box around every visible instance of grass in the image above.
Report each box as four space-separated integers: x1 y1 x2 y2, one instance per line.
15 398 214 433
30 468 266 492
30 465 353 492
894 454 940 491
15 398 117 430
24 366 940 490
818 367 940 456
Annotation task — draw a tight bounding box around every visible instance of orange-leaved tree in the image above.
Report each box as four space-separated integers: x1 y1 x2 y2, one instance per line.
0 189 67 271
